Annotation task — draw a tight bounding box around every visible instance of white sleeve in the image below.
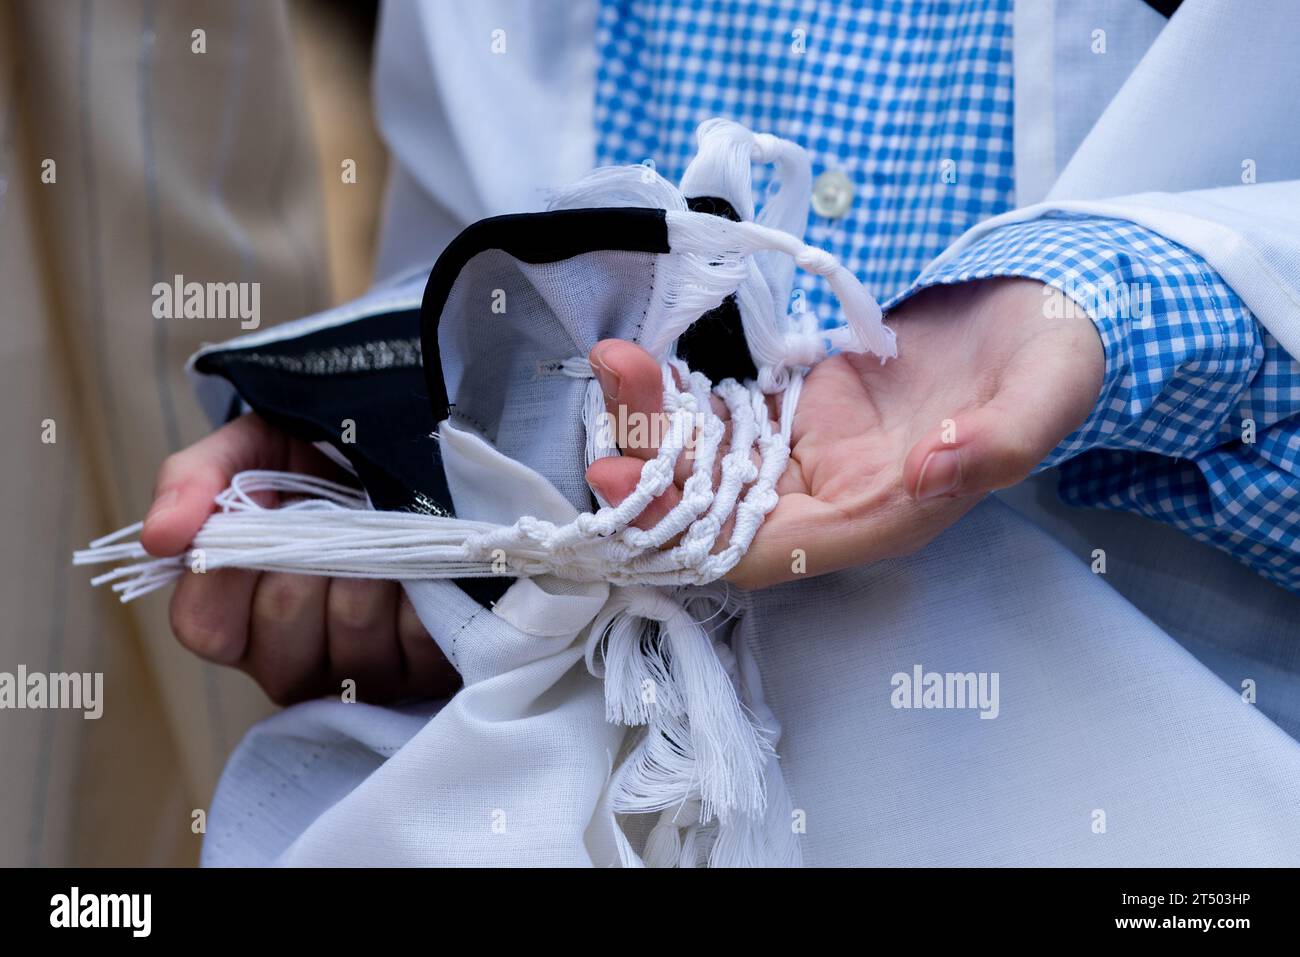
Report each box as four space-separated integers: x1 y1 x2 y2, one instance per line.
923 180 1300 363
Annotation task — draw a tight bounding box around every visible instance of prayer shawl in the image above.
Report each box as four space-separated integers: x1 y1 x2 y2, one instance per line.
83 0 1300 865
79 117 1300 866
82 122 899 865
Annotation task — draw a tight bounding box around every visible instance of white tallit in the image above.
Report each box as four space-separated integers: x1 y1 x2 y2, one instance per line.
192 0 1300 865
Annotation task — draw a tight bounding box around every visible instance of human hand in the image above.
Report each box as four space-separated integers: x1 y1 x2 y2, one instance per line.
141 413 459 705
585 278 1104 588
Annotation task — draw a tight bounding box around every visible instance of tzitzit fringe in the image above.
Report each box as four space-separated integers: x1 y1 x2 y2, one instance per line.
74 120 893 867
75 208 890 597
76 359 789 593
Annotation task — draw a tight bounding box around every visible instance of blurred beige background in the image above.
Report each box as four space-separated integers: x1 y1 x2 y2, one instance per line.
0 0 386 865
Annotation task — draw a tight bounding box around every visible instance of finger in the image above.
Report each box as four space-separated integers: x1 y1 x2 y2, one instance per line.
395 591 461 699
674 391 731 486
903 330 1103 500
169 567 259 665
246 572 330 706
700 438 766 557
326 578 404 702
142 414 286 557
589 339 665 461
585 455 682 530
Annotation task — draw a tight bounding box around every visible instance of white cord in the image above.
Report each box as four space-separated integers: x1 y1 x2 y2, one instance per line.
73 362 790 597
72 120 894 867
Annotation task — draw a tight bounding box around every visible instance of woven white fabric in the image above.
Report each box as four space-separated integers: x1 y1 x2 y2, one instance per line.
80 121 895 865
203 489 1300 866
80 108 1300 866
210 0 1300 868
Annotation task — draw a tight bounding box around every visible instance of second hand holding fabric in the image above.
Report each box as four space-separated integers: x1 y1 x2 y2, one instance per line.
75 120 894 866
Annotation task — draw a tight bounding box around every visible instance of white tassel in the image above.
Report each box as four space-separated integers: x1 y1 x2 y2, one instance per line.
678 117 762 219
661 211 895 365
586 600 685 724
679 118 812 240
642 804 698 868
74 359 783 597
664 609 771 822
76 121 846 868
609 718 698 816
586 587 771 825
675 118 892 393
708 622 803 867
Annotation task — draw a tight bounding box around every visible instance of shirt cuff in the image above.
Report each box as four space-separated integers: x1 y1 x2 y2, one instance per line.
885 213 1263 469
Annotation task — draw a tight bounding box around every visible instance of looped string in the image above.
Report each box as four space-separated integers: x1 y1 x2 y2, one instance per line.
584 584 771 827
669 117 895 396
73 364 803 865
73 119 894 866
73 360 793 595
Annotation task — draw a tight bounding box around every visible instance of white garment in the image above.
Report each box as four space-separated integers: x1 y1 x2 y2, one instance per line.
203 418 1300 866
199 0 1300 865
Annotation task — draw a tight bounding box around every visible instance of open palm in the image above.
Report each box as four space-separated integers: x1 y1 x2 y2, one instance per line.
586 278 1104 588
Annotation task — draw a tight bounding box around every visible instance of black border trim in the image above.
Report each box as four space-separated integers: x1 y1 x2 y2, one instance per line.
1140 0 1182 18
418 206 670 423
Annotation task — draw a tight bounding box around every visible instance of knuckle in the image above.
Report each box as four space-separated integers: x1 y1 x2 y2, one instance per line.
329 579 385 631
254 574 313 623
169 593 228 658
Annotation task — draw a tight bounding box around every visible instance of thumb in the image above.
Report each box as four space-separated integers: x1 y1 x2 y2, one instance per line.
902 408 1038 501
903 369 1098 501
140 414 286 557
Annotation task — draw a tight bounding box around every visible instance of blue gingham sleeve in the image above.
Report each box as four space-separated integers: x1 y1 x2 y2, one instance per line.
887 213 1300 592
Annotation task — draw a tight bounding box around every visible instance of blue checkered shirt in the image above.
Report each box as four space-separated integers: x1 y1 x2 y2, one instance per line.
594 0 1300 591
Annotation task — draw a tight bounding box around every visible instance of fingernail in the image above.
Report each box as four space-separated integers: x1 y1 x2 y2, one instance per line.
144 488 180 526
914 449 961 500
589 349 622 401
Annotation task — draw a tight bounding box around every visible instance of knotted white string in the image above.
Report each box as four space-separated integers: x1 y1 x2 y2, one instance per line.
72 354 806 867
74 119 893 867
75 174 888 596
73 361 791 595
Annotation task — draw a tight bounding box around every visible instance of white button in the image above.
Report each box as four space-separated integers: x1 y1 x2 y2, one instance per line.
811 169 854 218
